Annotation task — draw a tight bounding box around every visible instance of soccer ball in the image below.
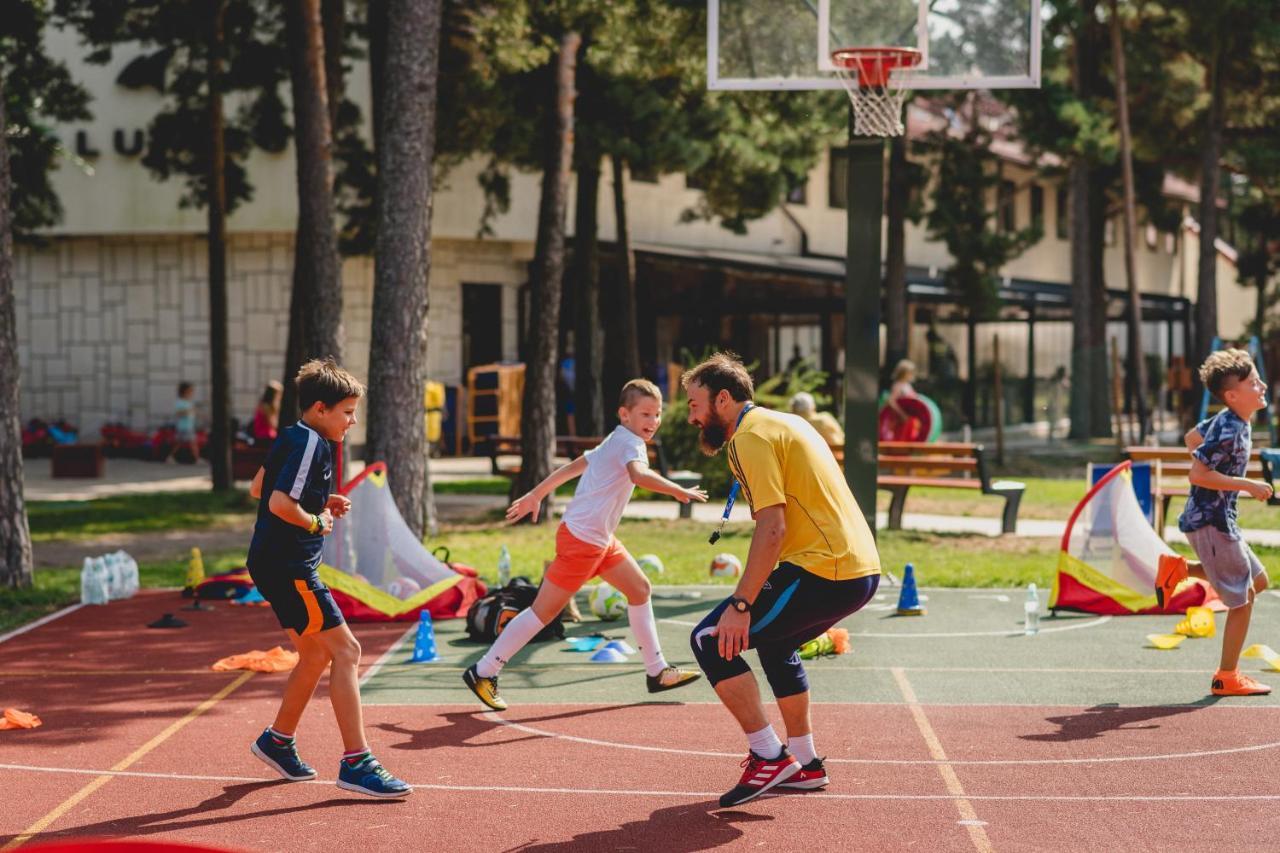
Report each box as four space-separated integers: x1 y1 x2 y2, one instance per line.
383 576 422 599
710 553 742 578
589 582 627 621
637 554 665 577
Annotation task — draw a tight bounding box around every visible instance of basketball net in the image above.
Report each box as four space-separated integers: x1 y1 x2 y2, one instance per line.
831 47 921 138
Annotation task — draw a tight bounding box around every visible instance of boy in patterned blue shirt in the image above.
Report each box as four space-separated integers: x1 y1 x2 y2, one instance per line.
246 358 411 797
1157 349 1275 696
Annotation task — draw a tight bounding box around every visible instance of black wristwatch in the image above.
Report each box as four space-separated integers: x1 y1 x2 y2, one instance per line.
729 596 751 613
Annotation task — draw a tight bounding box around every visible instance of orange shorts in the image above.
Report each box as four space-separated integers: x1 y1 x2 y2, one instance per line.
543 523 631 592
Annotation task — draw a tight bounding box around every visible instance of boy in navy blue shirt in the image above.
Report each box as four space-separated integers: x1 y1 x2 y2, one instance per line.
247 359 410 797
1157 349 1274 696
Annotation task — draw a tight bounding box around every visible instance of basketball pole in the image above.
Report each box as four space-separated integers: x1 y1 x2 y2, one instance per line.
843 118 884 537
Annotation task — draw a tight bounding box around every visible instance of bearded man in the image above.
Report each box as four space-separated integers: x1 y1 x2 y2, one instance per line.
682 352 881 807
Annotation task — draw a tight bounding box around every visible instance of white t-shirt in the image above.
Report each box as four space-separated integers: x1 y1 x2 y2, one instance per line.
561 425 650 547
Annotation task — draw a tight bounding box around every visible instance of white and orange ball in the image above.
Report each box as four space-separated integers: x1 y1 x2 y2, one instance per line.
710 553 742 578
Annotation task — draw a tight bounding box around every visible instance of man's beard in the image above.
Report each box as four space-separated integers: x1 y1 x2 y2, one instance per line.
698 411 729 456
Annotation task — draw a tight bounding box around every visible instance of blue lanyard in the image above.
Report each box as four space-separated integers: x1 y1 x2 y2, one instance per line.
709 404 753 544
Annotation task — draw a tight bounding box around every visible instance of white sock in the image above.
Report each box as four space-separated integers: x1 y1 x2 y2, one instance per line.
476 608 546 678
627 602 669 677
746 725 783 760
788 734 817 765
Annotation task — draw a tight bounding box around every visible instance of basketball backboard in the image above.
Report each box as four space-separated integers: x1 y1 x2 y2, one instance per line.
708 0 1041 91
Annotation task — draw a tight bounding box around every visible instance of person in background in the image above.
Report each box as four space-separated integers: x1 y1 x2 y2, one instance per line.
165 381 200 464
885 359 918 423
253 380 284 443
788 392 844 447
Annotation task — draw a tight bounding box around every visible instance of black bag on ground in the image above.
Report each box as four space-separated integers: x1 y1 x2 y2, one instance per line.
465 577 565 643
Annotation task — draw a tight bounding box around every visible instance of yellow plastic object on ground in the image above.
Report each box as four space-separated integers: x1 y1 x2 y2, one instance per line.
0 708 42 730
1146 634 1186 650
212 646 299 673
1173 606 1216 638
1243 644 1280 672
185 546 205 592
424 381 445 443
799 628 851 659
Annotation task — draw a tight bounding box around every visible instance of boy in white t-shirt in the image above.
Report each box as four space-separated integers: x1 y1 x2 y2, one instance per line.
463 379 709 710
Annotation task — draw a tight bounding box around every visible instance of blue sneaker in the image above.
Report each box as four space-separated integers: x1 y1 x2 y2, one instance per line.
337 754 412 798
251 729 317 781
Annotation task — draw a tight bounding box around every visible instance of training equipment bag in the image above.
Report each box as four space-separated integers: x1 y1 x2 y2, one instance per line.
465 578 564 643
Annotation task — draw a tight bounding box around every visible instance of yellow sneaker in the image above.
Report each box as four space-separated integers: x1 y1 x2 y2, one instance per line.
463 664 508 711
646 666 702 694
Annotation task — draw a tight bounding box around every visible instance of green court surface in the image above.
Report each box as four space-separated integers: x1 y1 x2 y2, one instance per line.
362 585 1280 709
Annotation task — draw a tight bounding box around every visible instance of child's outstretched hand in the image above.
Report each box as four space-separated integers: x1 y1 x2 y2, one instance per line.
677 485 709 504
507 491 542 523
326 494 352 518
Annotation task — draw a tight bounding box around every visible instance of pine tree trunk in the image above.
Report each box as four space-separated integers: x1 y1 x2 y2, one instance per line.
1196 40 1225 368
1088 165 1112 438
884 135 909 383
603 151 641 420
281 0 345 427
207 0 233 491
364 0 444 539
1109 0 1148 441
322 0 345 130
516 32 580 520
572 147 604 436
0 70 34 589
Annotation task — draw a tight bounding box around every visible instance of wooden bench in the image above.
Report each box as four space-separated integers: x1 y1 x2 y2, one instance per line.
1124 445 1271 532
51 443 104 478
832 441 1027 534
232 442 271 481
486 435 705 518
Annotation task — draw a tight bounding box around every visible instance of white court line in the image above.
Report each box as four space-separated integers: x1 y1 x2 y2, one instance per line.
0 604 83 646
358 623 418 687
659 614 1113 638
481 712 1280 766
5 762 1280 802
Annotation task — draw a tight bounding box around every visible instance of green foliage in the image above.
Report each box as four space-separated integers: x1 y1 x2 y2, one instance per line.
1 0 91 236
27 490 253 542
918 97 1041 320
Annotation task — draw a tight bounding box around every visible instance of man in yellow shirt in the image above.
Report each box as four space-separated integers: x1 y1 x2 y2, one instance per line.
683 352 881 807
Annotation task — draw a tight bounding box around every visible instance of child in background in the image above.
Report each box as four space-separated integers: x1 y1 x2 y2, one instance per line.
885 359 918 424
252 380 284 442
463 379 709 711
166 382 200 464
1157 349 1275 695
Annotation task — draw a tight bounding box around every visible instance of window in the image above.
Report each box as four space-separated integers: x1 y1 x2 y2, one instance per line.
630 165 659 184
998 180 1017 232
786 179 807 205
828 147 848 210
1030 184 1044 232
1055 185 1069 240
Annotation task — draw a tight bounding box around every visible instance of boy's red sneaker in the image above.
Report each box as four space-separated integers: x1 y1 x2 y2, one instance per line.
1211 670 1273 696
1155 553 1188 608
777 757 829 790
718 749 800 807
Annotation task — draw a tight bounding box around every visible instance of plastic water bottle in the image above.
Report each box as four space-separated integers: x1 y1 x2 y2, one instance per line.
117 550 139 599
497 544 511 588
80 557 108 605
1024 583 1040 636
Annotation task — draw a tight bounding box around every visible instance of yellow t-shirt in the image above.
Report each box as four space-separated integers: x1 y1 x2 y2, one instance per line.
726 406 880 581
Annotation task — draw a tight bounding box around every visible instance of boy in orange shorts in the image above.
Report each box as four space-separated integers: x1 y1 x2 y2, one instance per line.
463 379 708 710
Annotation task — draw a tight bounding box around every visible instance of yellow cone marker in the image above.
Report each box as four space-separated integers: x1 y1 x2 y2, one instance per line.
1173 606 1215 638
1146 633 1186 650
1243 644 1280 671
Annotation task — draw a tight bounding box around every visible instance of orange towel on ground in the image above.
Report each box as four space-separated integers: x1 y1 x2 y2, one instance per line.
211 646 299 673
0 708 42 730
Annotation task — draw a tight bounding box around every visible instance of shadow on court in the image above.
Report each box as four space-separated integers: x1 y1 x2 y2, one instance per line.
375 704 637 752
507 801 773 852
1021 698 1222 742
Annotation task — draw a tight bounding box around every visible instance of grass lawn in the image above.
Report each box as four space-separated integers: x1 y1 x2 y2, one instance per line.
28 490 254 542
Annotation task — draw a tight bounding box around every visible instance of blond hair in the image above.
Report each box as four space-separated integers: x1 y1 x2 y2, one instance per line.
1199 349 1255 400
296 358 365 411
892 359 917 382
619 378 662 409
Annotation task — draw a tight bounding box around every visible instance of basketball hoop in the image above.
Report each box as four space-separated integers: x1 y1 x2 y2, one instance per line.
831 47 922 138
